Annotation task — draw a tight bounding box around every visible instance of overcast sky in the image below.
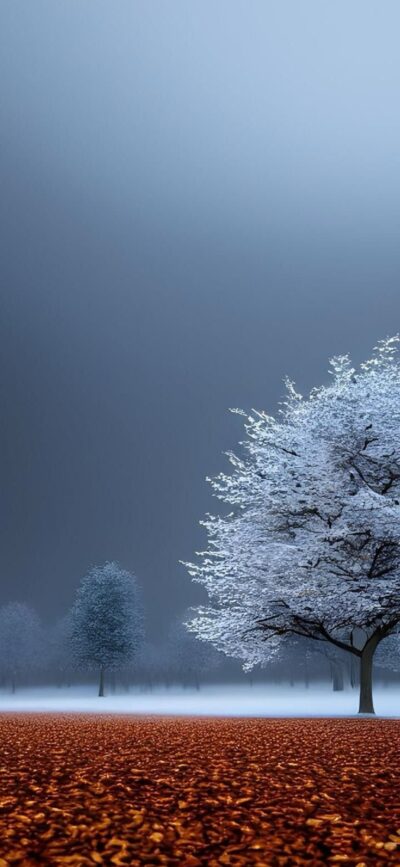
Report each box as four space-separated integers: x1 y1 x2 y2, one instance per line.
1 1 400 636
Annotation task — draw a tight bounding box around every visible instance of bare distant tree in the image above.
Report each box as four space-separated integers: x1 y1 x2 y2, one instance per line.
0 602 43 692
48 614 74 686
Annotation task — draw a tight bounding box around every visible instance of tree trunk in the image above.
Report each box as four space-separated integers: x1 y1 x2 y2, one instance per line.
358 639 378 714
331 662 344 692
350 655 358 689
98 666 105 697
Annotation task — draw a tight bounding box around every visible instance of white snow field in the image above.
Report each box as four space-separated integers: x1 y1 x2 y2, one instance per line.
0 683 398 717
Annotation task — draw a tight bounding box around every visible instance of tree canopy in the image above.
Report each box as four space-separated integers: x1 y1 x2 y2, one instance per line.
71 561 143 695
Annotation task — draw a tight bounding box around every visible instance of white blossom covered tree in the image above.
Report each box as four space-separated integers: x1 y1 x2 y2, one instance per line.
184 337 400 714
0 602 44 692
70 561 143 696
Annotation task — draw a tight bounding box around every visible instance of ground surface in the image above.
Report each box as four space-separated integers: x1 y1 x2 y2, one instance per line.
0 683 399 717
0 716 399 866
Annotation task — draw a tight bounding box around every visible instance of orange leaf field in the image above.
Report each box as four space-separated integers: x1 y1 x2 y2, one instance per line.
0 715 398 865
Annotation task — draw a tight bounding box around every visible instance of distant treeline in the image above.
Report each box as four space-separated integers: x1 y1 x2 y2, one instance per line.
0 561 398 696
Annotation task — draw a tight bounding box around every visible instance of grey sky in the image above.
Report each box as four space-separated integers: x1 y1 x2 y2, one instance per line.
1 1 400 635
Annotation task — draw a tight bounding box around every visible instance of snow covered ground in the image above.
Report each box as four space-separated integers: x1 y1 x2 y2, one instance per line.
0 683 399 717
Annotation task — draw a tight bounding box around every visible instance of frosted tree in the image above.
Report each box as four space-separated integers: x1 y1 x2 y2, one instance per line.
0 602 44 692
70 561 143 696
184 337 400 714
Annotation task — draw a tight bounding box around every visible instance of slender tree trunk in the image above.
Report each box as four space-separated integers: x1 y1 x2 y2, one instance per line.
349 629 358 688
304 658 310 689
98 666 105 697
331 662 344 692
358 637 379 714
350 655 358 689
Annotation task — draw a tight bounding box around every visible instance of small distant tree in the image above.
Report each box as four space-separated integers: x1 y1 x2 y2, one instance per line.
168 616 222 689
0 602 43 692
135 641 166 690
307 642 346 691
70 562 143 696
48 615 74 687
